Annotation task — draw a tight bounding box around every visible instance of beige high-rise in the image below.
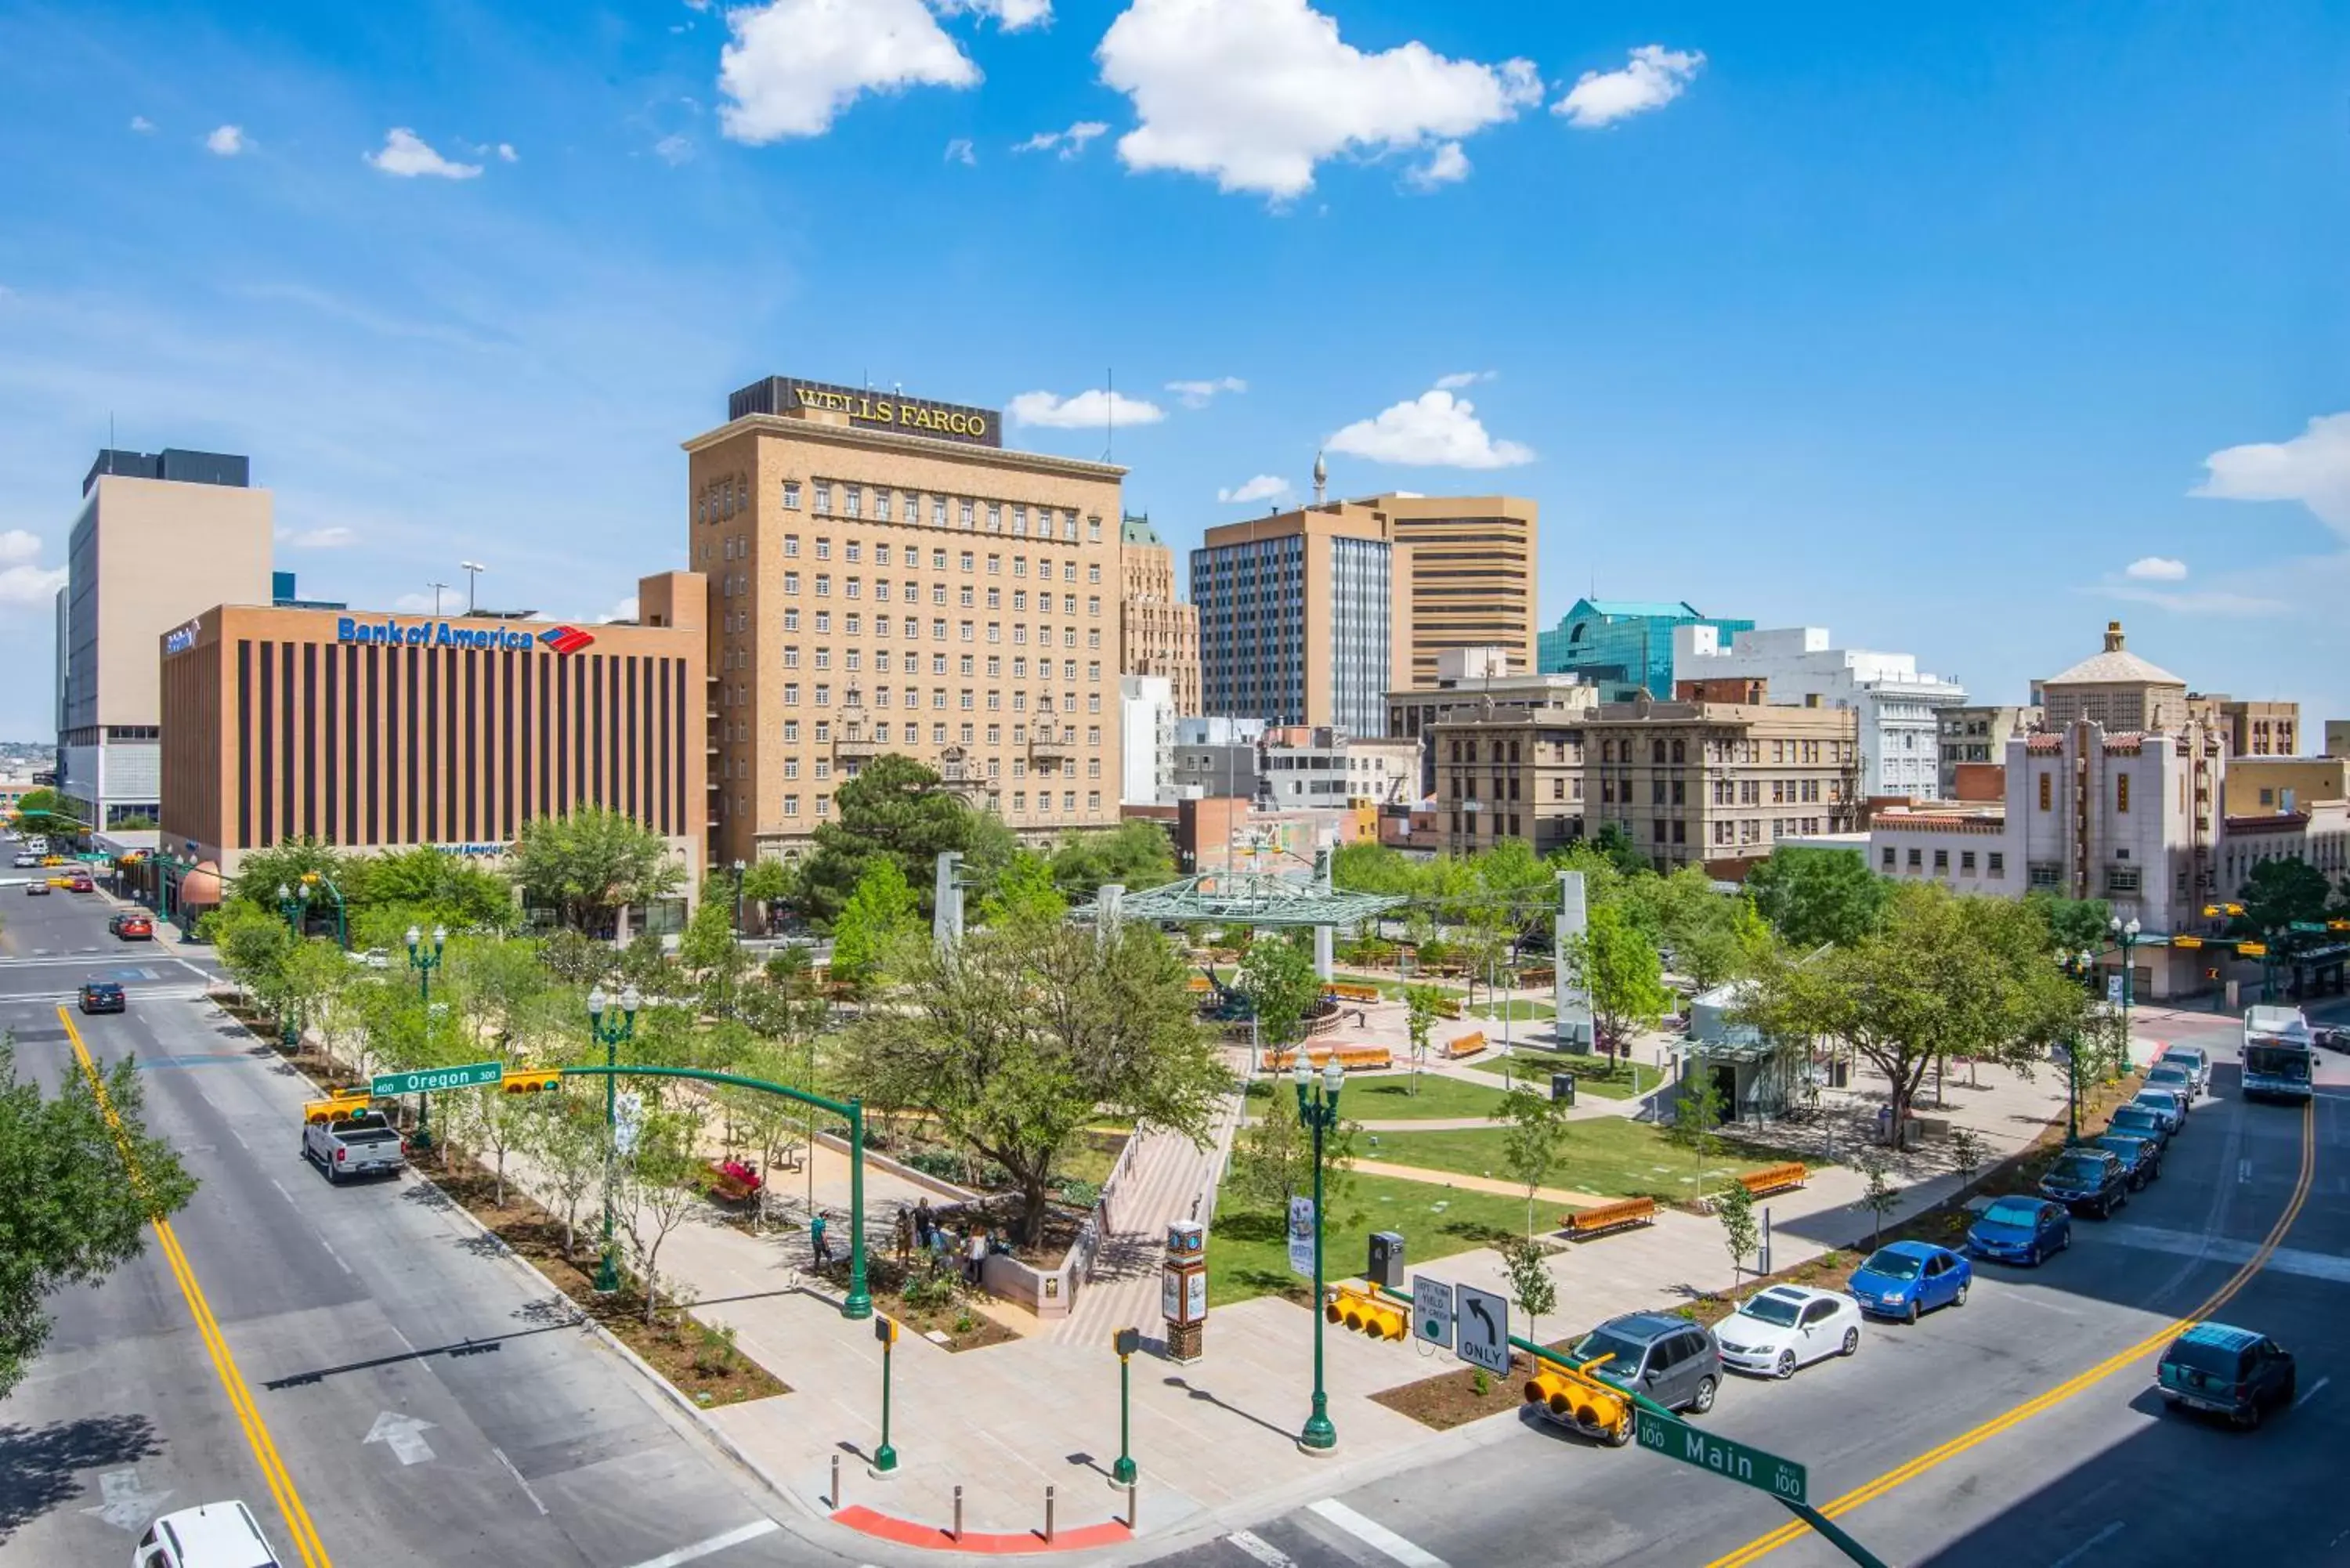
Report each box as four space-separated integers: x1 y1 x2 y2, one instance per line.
1117 515 1199 715
685 378 1126 865
1378 493 1538 688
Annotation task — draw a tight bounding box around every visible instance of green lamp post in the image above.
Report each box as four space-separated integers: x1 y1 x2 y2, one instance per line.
588 982 642 1295
1293 1053 1345 1454
2110 915 2140 1051
405 923 447 1152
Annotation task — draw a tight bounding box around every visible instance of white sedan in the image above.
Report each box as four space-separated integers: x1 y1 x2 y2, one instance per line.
1716 1284 1863 1379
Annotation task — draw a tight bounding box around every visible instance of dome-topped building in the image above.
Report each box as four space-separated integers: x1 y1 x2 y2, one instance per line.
2036 620 2189 732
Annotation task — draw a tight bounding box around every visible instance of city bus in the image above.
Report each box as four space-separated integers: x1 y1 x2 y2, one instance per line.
2242 1005 2314 1103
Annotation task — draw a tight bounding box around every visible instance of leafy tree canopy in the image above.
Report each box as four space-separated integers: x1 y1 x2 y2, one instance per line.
1238 933 1323 1048
829 857 922 990
797 755 980 925
512 807 682 935
1049 821 1177 901
1742 846 1893 952
2233 856 2335 952
2024 893 2112 958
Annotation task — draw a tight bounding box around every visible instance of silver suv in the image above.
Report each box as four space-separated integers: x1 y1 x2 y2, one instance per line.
1571 1311 1723 1415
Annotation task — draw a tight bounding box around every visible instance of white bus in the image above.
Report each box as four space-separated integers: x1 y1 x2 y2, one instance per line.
2242 1005 2314 1103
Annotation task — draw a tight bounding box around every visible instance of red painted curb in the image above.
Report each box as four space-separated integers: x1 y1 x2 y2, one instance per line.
830 1504 1134 1555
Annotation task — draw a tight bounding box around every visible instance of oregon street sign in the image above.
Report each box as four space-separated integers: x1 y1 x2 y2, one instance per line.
1636 1407 1808 1505
1454 1283 1509 1374
1412 1275 1455 1350
372 1060 506 1097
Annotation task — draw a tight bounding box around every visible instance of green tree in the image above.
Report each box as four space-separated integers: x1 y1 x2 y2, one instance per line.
512 807 683 938
1677 1061 1726 1165
351 845 517 930
1230 1075 1358 1216
977 849 1068 927
797 754 977 924
2234 857 2334 952
1629 865 1772 990
1590 822 1654 878
739 856 797 932
526 1095 609 1259
221 838 356 915
1571 902 1672 1060
2024 893 2112 958
617 1100 710 1323
1238 934 1322 1050
1049 821 1177 901
1331 841 1430 897
280 937 351 1056
0 1035 197 1396
1403 984 1445 1093
1742 847 1893 952
1499 1086 1569 1235
206 901 300 1021
829 858 922 993
537 927 614 988
1853 1153 1899 1251
1498 1235 1558 1344
1715 1175 1758 1282
1738 881 2090 1135
678 895 750 1016
841 916 1231 1245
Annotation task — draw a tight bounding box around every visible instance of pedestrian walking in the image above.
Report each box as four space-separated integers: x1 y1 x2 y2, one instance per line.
915 1198 935 1251
893 1206 913 1261
965 1226 989 1286
810 1209 832 1266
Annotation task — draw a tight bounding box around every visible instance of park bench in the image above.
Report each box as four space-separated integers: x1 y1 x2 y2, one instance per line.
703 1161 763 1204
1440 1031 1488 1060
1264 1043 1396 1074
1736 1162 1809 1198
1562 1197 1658 1238
1327 981 1383 1004
1186 974 1213 995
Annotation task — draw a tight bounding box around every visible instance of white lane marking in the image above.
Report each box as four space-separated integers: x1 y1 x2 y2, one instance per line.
491 1446 550 1515
2049 1521 2124 1567
1228 1530 1297 1568
2086 1222 2350 1285
230 1127 249 1151
320 1237 355 1276
81 1467 172 1530
618 1519 783 1568
363 1410 437 1465
269 1177 297 1205
1307 1500 1450 1568
2297 1375 2331 1410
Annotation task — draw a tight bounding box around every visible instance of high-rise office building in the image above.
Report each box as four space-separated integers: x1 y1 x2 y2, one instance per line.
1379 493 1539 688
1538 598 1754 700
58 449 274 827
1191 504 1397 736
685 376 1126 865
1116 514 1200 716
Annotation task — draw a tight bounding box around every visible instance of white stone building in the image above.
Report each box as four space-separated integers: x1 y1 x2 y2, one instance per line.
1673 625 1966 800
1118 674 1177 807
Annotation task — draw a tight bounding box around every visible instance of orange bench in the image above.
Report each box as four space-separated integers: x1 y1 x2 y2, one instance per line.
1441 1031 1488 1060
1186 975 1213 995
1327 982 1383 1004
1563 1197 1658 1237
1264 1042 1396 1073
1737 1162 1809 1198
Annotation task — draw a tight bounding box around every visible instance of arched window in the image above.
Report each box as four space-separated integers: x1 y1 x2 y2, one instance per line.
1671 740 1686 764
1651 740 1668 765
1601 739 1614 761
1509 741 1520 763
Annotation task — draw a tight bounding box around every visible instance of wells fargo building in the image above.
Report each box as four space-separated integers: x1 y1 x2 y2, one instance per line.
685 376 1126 864
157 571 707 904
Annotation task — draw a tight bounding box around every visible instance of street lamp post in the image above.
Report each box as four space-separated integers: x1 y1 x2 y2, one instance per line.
2110 916 2141 1062
732 858 748 935
589 983 643 1294
405 923 447 1152
1293 1055 1345 1454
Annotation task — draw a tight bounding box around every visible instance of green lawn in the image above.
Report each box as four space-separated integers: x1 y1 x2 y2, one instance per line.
1460 1052 1660 1100
1369 1117 1770 1202
1467 999 1556 1022
1205 1171 1531 1306
1244 1071 1512 1122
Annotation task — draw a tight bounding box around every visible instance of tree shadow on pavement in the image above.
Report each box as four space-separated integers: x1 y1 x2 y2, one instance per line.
0 1411 163 1537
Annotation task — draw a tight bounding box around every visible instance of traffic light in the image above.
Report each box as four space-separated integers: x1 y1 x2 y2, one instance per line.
1323 1281 1408 1341
2239 941 2269 959
303 1093 371 1124
1523 1364 1627 1433
2172 936 2203 949
503 1069 563 1095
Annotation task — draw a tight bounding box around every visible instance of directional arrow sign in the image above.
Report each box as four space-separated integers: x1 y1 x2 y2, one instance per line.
1454 1283 1509 1374
81 1468 169 1530
365 1410 438 1465
1636 1406 1807 1505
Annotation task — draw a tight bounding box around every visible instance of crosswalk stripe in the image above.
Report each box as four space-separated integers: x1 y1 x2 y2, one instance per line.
1307 1501 1449 1568
1227 1530 1298 1568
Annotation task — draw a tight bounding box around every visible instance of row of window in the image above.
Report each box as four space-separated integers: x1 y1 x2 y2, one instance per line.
2036 771 2133 812
778 650 1100 680
754 786 1108 821
1884 844 2009 877
721 607 1104 652
765 685 1103 715
726 750 1102 782
696 474 1106 545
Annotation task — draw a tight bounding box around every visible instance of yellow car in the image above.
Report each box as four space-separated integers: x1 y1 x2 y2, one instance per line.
39 854 66 866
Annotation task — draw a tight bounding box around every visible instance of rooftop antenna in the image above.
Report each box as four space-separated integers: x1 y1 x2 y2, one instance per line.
1312 449 1327 506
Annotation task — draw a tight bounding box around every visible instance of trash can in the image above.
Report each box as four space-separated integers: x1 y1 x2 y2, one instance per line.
1551 1072 1576 1107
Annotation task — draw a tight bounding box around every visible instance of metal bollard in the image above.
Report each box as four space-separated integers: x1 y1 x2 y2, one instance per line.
954 1485 964 1541
1045 1483 1056 1543
1127 1481 1138 1530
830 1454 841 1509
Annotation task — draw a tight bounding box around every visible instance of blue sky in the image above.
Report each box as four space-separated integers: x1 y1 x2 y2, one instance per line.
2 0 2345 742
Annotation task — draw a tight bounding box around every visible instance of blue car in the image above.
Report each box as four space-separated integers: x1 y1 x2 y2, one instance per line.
1967 1196 2072 1266
1848 1241 1972 1323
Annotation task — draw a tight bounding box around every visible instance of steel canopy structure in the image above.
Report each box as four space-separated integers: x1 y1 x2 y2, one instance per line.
1078 869 1404 929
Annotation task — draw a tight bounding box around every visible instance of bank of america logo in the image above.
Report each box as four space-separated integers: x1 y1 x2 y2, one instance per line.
539 625 595 656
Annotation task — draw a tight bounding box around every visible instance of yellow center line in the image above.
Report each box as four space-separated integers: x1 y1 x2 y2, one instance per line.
1709 1096 2318 1568
60 1006 336 1568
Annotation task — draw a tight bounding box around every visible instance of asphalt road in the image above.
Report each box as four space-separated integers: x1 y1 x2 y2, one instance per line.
1144 1008 2350 1568
0 881 862 1568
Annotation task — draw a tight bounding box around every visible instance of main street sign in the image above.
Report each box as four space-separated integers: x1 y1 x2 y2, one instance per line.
1636 1407 1808 1505
372 1060 506 1097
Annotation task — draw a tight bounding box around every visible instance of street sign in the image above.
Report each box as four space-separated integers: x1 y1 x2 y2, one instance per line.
2106 976 2124 1005
1286 1195 1317 1279
615 1091 645 1156
1412 1275 1455 1349
371 1060 505 1097
1636 1407 1807 1505
1454 1283 1509 1374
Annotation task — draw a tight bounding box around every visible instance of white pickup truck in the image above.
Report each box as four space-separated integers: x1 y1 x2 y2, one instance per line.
302 1110 406 1183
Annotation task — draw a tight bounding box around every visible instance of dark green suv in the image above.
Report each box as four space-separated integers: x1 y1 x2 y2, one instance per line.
2158 1323 2296 1428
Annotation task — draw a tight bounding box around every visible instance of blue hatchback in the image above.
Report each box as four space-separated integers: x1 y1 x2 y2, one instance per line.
1967 1196 2071 1266
1848 1241 1972 1322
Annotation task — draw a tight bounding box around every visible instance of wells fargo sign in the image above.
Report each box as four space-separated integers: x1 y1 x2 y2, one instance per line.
729 376 1002 448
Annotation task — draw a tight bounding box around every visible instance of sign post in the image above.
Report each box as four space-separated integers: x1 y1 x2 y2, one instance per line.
873 1316 900 1473
1111 1327 1141 1486
1633 1407 1888 1568
371 1060 505 1098
1454 1283 1509 1375
1412 1276 1455 1350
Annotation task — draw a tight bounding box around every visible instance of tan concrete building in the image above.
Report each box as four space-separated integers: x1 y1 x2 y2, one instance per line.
1115 514 1199 716
60 449 274 826
157 573 707 923
1380 493 1539 687
2326 720 2350 759
2034 621 2188 732
1580 694 1862 873
685 377 1125 865
2186 695 2300 757
1430 705 1590 854
2223 756 2350 819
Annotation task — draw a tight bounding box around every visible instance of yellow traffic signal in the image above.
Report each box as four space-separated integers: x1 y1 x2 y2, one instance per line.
303 1093 371 1124
1323 1281 1408 1341
502 1069 563 1095
2171 936 2203 949
2239 941 2269 958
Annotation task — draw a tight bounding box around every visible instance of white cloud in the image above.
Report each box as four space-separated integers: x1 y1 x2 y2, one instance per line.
128 115 155 133
0 564 67 607
1405 140 1470 190
718 0 980 144
944 137 976 165
655 133 696 164
1166 375 1246 408
1096 0 1542 198
276 526 358 549
938 0 1053 28
365 128 484 179
205 125 248 156
1217 474 1289 504
393 591 442 614
1434 369 1493 390
497 143 519 162
2099 583 2287 617
0 530 43 565
1007 388 1168 428
598 595 641 624
2193 411 2350 539
1326 387 1532 468
1554 44 1705 129
2124 556 2188 581
1014 120 1110 159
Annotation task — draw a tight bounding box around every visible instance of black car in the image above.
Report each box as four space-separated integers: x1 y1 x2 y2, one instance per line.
2158 1323 2296 1428
2092 1132 2163 1189
78 981 127 1014
2041 1147 2130 1218
2106 1104 2173 1151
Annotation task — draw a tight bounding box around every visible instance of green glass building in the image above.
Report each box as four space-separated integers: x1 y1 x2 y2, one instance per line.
1535 598 1754 700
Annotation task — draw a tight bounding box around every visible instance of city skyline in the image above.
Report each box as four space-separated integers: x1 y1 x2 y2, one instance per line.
0 2 2341 739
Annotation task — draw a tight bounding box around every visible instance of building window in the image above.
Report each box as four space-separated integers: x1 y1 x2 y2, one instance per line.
2039 772 2052 811
1961 851 1976 873
1933 849 1948 871
2117 775 2131 814
844 486 862 518
1907 848 1922 869
814 482 833 514
1882 846 1896 869
785 794 800 815
1988 852 2005 876
783 481 801 510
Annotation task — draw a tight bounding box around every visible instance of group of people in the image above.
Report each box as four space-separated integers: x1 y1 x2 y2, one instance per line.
892 1198 1003 1285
